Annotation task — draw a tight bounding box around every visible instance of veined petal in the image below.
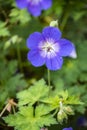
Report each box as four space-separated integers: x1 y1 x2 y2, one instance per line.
16 0 27 9
27 50 45 67
41 0 52 10
59 38 74 57
46 54 63 70
42 27 62 41
27 32 43 49
27 3 41 16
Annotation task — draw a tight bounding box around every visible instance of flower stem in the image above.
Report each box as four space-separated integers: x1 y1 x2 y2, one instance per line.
12 106 16 114
60 2 71 31
60 11 69 31
47 69 51 94
16 44 23 73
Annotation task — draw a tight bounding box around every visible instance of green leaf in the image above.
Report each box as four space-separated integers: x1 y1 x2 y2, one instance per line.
0 60 17 80
9 8 31 24
72 11 86 21
5 74 28 95
42 96 60 110
35 104 52 116
17 79 49 106
75 105 86 114
0 21 10 37
58 90 68 100
3 105 57 130
4 35 22 49
0 59 28 110
64 96 83 105
42 90 83 111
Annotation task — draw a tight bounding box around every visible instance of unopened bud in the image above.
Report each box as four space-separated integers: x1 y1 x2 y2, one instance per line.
64 106 74 115
57 109 67 123
50 20 58 27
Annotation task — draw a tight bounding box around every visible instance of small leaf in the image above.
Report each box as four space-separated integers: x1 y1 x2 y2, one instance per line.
0 21 10 37
9 8 31 24
64 96 83 105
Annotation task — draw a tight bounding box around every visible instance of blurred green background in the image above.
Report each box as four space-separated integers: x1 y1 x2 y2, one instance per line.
0 0 87 130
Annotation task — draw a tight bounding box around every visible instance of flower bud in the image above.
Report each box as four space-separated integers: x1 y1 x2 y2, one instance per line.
64 106 74 115
57 109 67 123
50 20 58 27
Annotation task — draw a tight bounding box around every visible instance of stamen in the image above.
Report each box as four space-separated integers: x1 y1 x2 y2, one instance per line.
39 39 60 58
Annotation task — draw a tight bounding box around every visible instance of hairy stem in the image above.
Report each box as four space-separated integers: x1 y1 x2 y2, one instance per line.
47 69 51 94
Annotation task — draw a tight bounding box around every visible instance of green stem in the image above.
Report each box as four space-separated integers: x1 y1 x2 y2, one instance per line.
16 44 23 73
47 69 51 94
60 11 69 31
12 106 16 114
60 2 71 32
52 108 58 117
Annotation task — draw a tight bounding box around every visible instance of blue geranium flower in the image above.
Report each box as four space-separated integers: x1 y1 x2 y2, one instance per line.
77 116 87 126
63 127 73 130
15 0 52 16
27 26 76 70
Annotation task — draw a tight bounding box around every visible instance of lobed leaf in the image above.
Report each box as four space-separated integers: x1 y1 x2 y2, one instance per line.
17 79 49 106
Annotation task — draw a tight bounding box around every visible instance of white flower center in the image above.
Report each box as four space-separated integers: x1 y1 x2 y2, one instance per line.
27 0 42 5
39 39 60 58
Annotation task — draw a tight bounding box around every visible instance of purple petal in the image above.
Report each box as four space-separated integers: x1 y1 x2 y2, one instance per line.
77 116 87 126
62 127 73 130
41 0 52 10
27 32 43 49
42 27 62 42
69 45 77 58
46 55 63 70
15 0 27 9
27 3 41 16
59 38 74 57
27 50 45 67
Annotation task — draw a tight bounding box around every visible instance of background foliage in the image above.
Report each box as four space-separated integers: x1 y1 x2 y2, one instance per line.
0 0 87 130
